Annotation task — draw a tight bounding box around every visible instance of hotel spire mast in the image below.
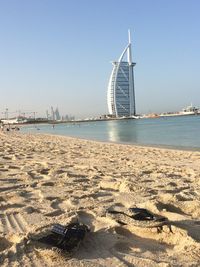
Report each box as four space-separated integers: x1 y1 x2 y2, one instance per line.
128 30 136 116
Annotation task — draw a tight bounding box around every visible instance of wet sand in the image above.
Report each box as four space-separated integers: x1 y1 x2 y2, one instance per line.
0 131 200 266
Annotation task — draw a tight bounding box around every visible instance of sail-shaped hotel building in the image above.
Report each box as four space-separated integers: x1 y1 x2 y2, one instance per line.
107 31 136 117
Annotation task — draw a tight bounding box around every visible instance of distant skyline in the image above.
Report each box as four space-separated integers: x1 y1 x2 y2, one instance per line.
0 0 200 118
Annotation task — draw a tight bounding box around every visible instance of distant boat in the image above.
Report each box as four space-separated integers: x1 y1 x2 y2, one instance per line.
180 104 199 115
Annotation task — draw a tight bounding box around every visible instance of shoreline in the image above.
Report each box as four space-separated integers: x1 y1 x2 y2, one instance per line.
0 131 200 266
19 116 200 152
21 130 200 153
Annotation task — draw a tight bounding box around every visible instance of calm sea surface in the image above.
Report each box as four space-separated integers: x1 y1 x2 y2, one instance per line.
22 115 200 150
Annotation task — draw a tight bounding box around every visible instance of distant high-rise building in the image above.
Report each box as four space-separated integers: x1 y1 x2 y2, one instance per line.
54 108 61 121
46 110 49 120
107 30 136 117
51 106 55 121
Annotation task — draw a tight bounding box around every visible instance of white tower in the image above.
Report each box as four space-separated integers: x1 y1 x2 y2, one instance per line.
107 30 136 117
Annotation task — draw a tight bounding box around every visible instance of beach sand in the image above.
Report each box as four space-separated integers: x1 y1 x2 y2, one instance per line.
0 131 200 266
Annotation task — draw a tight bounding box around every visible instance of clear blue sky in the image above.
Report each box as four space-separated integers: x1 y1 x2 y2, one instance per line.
0 0 200 118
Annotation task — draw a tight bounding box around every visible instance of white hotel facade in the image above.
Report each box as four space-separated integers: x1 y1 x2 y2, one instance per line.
107 31 136 117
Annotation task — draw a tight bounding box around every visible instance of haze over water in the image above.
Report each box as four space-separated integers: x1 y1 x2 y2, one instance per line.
22 115 200 150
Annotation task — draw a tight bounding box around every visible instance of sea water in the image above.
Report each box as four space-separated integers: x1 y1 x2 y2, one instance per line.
21 115 200 150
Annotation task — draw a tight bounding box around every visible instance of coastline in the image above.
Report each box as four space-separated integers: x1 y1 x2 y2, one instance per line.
0 131 200 266
20 115 200 152
28 131 200 153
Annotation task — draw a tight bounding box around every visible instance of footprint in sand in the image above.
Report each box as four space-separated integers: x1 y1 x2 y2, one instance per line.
175 193 194 202
40 181 55 187
0 168 9 172
45 196 58 201
8 165 21 170
27 171 43 180
0 213 29 234
39 168 50 175
99 180 120 192
48 197 76 213
23 206 41 214
45 210 64 217
0 184 26 193
0 178 21 184
0 203 24 212
2 156 12 160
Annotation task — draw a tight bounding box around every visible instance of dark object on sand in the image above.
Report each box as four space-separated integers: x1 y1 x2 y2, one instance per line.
38 222 89 251
107 207 172 233
128 207 158 220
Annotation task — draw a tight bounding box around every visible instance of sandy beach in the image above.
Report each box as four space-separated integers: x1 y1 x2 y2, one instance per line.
0 131 200 266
